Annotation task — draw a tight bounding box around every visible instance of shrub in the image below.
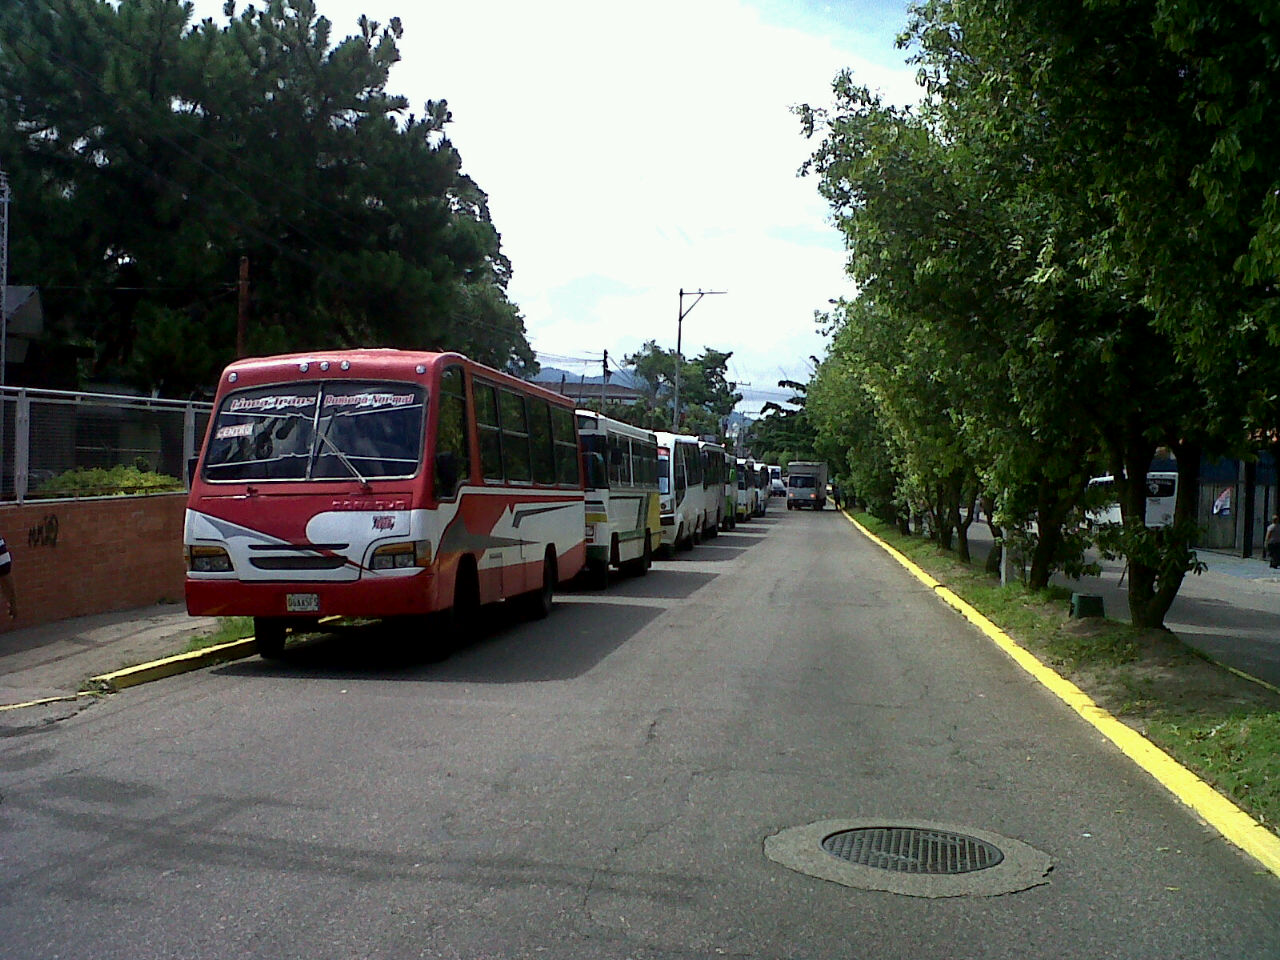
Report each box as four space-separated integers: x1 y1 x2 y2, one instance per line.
30 465 185 499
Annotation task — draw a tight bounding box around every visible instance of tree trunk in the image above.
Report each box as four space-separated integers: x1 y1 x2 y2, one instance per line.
1120 438 1203 630
1027 479 1074 590
951 474 972 563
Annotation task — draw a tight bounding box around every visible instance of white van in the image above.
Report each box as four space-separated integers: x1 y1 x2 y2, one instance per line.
1087 472 1177 527
768 464 785 497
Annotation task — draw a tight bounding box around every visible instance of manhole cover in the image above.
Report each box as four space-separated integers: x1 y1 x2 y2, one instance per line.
765 819 1051 898
821 826 1004 875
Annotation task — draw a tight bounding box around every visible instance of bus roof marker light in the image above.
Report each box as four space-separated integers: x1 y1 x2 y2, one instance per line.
228 372 238 382
341 361 351 371
320 361 330 371
299 362 309 372
416 365 426 375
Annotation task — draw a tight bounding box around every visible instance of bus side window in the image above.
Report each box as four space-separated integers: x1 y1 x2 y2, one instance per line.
475 381 503 482
500 389 532 483
609 436 625 485
528 398 556 484
551 406 581 486
434 366 471 499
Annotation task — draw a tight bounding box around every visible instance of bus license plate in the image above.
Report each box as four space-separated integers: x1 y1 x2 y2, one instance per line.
286 593 320 613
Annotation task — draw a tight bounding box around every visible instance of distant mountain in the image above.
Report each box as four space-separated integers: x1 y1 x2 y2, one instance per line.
532 366 641 389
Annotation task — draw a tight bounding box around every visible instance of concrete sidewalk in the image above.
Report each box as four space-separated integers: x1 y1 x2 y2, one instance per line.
965 523 1280 689
0 604 223 707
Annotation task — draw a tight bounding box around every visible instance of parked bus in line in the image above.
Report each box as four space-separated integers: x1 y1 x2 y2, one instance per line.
713 445 736 532
577 410 661 586
185 349 586 659
755 462 771 516
735 456 759 521
655 431 705 553
768 464 785 497
699 438 730 536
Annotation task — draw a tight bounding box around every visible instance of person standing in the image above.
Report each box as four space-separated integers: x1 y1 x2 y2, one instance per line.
1266 515 1280 569
0 535 16 618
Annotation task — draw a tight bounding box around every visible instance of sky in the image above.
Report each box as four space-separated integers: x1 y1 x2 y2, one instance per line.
194 0 923 415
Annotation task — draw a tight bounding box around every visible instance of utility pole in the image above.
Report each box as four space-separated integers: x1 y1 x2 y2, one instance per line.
601 349 609 412
0 167 10 389
0 168 9 500
672 287 726 432
236 256 250 358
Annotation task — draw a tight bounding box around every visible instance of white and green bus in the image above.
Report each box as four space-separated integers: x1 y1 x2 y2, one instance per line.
736 456 760 521
577 410 662 586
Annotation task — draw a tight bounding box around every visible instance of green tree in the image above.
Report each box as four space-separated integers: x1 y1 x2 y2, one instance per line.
0 0 533 392
899 0 1259 626
622 340 742 439
749 379 817 466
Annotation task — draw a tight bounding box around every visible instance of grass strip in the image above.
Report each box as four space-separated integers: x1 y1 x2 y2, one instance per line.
179 617 254 653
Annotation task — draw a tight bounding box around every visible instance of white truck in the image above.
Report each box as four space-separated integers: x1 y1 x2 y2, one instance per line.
786 461 828 510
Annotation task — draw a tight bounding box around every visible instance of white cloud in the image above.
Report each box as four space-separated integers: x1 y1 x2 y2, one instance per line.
190 0 920 413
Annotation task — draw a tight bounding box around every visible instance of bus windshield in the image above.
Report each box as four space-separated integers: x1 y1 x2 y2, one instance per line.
203 381 426 482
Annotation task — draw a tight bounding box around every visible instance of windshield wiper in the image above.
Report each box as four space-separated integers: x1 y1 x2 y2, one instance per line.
313 419 372 492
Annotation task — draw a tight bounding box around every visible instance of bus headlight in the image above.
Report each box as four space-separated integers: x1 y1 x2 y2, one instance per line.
370 541 432 570
187 545 233 573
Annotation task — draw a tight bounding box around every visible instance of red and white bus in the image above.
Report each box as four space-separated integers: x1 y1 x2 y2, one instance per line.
184 349 585 658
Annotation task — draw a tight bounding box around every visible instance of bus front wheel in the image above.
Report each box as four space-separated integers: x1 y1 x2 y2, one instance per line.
254 617 287 660
524 550 556 620
623 533 651 577
586 557 610 590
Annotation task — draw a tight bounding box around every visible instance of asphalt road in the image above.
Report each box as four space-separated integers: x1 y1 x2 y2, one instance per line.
2 507 1278 959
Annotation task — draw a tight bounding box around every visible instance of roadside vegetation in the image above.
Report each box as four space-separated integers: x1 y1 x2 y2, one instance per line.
854 513 1280 839
31 465 184 499
179 617 253 655
0 0 534 394
797 0 1279 633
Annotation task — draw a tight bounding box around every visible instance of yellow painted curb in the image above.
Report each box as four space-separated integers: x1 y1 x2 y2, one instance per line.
89 637 257 692
0 692 96 713
841 509 1280 879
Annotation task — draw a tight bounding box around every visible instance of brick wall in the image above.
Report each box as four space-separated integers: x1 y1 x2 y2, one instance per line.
0 494 187 632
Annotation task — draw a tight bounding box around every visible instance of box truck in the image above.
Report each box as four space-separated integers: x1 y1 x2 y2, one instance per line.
786 461 828 510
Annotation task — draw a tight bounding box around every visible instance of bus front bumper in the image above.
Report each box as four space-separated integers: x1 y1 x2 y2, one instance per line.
186 570 439 619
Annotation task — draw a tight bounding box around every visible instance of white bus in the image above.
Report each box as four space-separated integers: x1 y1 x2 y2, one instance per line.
735 456 759 521
655 431 706 553
1087 472 1177 527
577 411 662 586
755 462 771 516
699 439 731 536
768 464 785 497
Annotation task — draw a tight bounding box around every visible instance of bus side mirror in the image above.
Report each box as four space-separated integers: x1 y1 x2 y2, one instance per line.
434 452 459 499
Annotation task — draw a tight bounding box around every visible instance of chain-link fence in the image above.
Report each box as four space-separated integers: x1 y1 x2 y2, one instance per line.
0 386 212 503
